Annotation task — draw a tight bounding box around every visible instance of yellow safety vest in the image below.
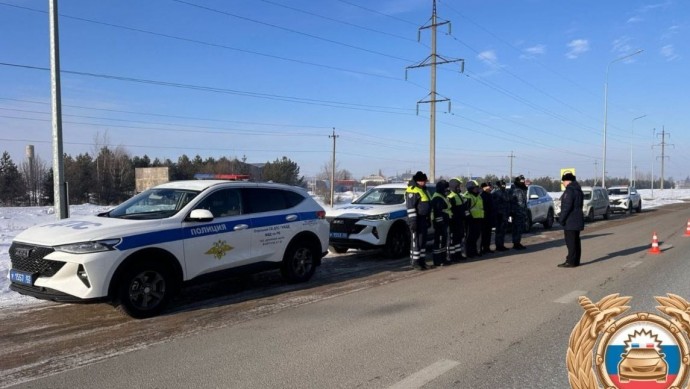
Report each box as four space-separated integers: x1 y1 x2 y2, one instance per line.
406 186 430 202
464 192 484 218
431 192 453 218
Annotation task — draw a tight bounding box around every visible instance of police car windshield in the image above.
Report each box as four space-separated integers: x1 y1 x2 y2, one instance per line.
103 189 200 219
353 188 406 205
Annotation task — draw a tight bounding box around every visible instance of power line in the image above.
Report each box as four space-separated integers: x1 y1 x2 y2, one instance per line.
0 1 406 82
258 0 420 43
170 0 414 62
0 62 418 114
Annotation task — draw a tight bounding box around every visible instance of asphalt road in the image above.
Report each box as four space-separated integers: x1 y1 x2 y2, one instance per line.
2 202 690 389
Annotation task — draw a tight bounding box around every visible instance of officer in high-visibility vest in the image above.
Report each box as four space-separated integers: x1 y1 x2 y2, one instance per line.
447 178 469 261
463 180 484 258
406 171 431 270
430 179 453 266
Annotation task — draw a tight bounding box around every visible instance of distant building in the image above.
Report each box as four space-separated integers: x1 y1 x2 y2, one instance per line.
135 167 170 193
361 174 386 188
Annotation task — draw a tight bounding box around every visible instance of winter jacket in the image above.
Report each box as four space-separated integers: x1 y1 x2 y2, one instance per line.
509 184 528 218
491 188 511 216
558 180 585 231
480 190 495 226
405 180 431 228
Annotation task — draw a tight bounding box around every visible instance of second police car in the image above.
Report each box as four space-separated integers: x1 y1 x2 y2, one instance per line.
8 180 329 318
326 183 435 258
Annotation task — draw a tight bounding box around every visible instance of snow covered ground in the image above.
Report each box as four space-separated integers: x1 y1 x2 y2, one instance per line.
1 189 688 309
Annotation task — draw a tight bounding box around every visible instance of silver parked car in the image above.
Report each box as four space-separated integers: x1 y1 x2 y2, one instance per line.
582 186 611 221
555 186 611 222
607 186 642 214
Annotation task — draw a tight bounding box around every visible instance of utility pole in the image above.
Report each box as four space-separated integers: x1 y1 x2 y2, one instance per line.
593 160 599 186
654 127 673 190
329 128 338 207
49 0 68 219
406 0 463 183
508 151 516 179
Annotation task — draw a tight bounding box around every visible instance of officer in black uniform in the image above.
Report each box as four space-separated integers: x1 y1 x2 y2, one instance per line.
492 180 511 251
406 171 431 270
431 180 452 266
510 174 528 250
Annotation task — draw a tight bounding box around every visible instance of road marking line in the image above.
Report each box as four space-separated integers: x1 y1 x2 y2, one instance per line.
388 359 460 389
554 290 588 304
624 260 643 268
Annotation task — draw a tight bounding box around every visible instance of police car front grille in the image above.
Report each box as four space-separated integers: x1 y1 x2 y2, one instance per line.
9 243 65 276
329 218 365 234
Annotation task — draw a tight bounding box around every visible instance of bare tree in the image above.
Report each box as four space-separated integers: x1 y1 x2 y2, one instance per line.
19 153 47 205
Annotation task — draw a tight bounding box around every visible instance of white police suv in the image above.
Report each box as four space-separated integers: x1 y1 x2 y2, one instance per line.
9 180 329 318
326 183 435 258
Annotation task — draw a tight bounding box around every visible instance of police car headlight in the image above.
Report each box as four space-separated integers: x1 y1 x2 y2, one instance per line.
363 214 390 221
55 239 121 254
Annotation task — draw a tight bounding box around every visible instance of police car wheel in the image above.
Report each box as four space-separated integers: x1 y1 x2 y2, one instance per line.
603 207 611 220
281 241 317 283
115 261 172 319
383 224 409 259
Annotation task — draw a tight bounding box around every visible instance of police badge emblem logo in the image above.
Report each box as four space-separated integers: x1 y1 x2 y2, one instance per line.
567 294 690 388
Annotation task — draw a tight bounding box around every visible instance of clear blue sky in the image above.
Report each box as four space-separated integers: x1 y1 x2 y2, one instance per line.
1 0 687 182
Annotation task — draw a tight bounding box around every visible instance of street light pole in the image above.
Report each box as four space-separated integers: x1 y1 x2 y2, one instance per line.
630 114 646 187
602 49 643 188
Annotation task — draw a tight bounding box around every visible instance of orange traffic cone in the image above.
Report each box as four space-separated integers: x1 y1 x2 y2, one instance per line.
685 219 690 237
649 232 661 254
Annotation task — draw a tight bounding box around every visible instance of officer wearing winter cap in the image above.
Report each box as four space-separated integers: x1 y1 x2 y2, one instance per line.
558 172 584 268
406 171 431 270
509 175 528 250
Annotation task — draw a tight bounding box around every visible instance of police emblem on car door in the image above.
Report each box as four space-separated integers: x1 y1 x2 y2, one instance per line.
183 188 252 278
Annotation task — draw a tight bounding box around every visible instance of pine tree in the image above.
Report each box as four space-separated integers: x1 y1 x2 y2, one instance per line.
0 151 23 205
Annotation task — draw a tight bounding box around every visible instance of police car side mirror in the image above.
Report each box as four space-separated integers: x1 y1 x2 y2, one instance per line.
529 194 539 200
188 209 214 222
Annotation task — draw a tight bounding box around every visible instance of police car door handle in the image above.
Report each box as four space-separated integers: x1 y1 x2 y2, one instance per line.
285 214 298 221
234 224 249 230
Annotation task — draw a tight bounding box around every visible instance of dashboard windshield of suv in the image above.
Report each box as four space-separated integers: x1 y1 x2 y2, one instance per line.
353 188 407 205
102 189 200 219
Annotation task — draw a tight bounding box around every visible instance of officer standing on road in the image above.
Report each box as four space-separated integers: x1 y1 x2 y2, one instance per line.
447 178 468 262
558 172 585 268
480 182 495 255
463 180 484 258
492 180 511 252
406 171 431 270
510 175 528 250
431 180 453 266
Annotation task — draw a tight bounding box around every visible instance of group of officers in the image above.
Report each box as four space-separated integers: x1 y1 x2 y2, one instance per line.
405 170 530 270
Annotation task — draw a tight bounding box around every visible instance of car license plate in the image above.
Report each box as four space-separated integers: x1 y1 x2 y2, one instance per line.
9 269 37 286
330 232 348 239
